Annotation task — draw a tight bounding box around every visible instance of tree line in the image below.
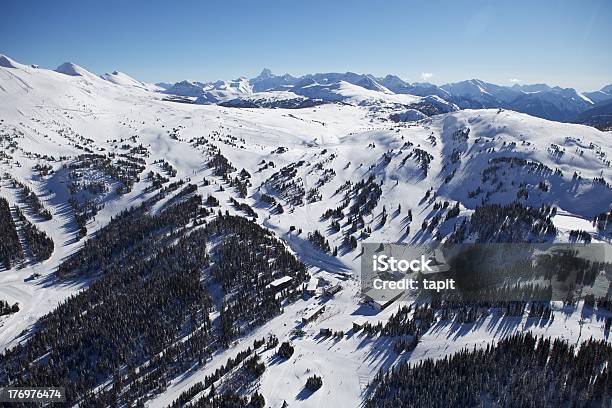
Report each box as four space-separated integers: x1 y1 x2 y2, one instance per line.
366 332 610 408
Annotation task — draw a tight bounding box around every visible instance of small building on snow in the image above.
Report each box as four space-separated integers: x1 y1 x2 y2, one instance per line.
269 275 293 294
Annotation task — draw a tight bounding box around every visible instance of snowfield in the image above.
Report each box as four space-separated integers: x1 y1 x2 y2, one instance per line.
0 55 610 407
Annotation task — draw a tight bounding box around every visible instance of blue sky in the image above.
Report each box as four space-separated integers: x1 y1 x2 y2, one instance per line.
2 0 611 90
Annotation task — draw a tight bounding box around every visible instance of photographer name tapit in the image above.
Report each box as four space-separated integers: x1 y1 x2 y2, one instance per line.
372 277 456 292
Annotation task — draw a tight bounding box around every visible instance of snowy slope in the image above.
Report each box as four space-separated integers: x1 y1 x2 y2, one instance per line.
290 79 421 106
100 70 162 91
0 54 29 69
0 55 610 408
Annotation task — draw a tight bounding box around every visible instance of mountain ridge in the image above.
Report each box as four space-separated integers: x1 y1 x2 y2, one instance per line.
1 53 611 125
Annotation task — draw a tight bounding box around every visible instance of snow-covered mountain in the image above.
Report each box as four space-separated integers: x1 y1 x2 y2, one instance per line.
163 80 207 97
54 61 96 77
155 68 603 124
99 70 162 91
442 79 523 106
8 55 600 123
574 97 612 130
250 68 299 92
584 84 612 104
0 54 610 408
377 74 413 94
511 83 553 93
162 77 254 104
508 86 593 122
288 78 413 105
0 54 27 69
428 80 596 122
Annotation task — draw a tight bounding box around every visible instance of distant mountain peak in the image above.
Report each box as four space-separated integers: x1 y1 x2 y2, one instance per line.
511 83 552 93
583 84 612 104
99 70 157 90
55 62 93 77
383 74 404 80
600 84 612 93
379 74 408 87
258 68 274 79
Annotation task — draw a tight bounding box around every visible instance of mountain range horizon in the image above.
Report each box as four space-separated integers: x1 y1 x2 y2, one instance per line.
3 52 611 128
2 53 610 95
